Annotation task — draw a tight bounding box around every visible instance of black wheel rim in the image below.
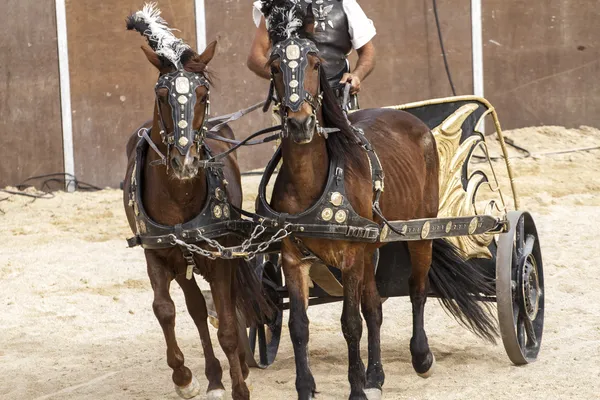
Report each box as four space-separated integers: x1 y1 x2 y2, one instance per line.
497 211 545 365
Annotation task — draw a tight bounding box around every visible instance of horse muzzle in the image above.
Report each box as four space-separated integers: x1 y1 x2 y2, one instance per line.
287 115 317 144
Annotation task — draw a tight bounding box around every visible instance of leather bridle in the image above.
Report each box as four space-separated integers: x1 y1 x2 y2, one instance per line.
154 70 211 156
269 36 325 138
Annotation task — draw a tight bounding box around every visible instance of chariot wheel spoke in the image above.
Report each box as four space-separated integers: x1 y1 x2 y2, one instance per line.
523 313 538 347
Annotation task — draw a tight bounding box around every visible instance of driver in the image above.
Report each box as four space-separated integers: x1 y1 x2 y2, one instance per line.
247 0 376 110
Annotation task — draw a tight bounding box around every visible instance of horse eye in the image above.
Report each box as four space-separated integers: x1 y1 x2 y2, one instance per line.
314 62 321 70
271 66 279 74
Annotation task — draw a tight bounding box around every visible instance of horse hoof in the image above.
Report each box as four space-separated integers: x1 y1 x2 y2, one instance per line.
416 353 436 379
207 389 226 400
175 376 202 399
363 388 383 400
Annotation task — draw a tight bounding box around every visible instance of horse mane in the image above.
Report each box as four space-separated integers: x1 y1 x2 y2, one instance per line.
319 66 367 171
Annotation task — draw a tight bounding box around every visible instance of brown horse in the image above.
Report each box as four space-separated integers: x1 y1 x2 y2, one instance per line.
122 7 266 400
261 2 497 399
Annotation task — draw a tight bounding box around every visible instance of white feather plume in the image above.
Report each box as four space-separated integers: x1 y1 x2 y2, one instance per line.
131 2 190 67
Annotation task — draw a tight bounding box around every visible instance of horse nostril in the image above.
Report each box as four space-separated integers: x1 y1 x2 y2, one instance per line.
171 157 181 169
305 115 316 132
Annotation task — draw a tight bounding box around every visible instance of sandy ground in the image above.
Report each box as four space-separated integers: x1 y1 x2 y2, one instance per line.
1 126 600 400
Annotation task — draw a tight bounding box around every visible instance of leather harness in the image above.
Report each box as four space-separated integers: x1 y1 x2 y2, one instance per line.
126 137 248 250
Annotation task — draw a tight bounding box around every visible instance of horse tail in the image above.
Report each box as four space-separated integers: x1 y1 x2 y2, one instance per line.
234 259 276 326
429 239 498 343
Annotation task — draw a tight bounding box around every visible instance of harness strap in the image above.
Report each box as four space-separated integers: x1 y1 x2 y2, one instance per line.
138 128 167 166
207 125 283 163
207 101 267 133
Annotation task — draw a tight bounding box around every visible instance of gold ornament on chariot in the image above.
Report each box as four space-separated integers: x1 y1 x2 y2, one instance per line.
468 217 479 235
421 221 431 239
213 205 222 219
330 192 343 207
335 210 347 224
321 208 333 221
446 221 453 233
380 224 389 241
222 205 230 219
178 136 189 147
215 188 224 201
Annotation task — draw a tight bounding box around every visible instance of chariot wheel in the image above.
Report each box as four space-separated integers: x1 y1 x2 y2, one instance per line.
496 211 545 365
238 254 283 369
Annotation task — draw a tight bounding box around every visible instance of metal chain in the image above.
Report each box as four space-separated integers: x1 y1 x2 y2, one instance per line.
167 222 293 261
243 223 292 261
168 234 218 260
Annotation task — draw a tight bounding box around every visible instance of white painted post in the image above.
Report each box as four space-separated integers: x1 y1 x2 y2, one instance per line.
471 0 485 133
55 0 75 192
471 0 484 98
195 0 207 52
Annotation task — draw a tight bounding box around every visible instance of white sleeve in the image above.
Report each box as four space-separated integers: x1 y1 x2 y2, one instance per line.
343 0 376 49
252 1 263 28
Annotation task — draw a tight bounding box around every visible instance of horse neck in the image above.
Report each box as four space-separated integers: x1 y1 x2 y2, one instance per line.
279 112 329 208
143 117 208 224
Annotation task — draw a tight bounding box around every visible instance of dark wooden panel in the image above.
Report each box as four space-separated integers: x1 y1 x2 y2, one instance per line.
204 0 274 172
0 0 63 188
357 0 473 109
483 1 600 129
67 0 197 187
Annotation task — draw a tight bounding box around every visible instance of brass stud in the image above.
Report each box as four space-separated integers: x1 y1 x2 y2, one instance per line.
330 192 343 207
178 137 189 147
468 217 479 235
321 208 333 221
335 210 347 224
421 221 431 239
445 221 453 233
213 205 222 219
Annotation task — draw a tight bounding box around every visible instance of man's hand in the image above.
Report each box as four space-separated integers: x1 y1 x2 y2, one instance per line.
340 73 362 94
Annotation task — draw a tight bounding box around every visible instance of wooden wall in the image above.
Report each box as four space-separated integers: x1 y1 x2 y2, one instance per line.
483 0 600 129
2 0 599 188
66 0 197 188
0 0 63 188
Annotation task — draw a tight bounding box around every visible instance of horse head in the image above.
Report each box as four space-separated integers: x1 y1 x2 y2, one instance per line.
127 4 217 180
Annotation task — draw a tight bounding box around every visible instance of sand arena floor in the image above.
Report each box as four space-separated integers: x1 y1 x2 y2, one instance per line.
1 126 599 399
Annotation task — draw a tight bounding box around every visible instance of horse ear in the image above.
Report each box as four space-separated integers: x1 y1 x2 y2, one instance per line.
140 44 163 70
304 5 315 35
197 40 218 66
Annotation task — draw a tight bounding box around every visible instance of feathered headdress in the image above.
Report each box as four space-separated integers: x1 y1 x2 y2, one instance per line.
260 0 311 43
126 2 191 68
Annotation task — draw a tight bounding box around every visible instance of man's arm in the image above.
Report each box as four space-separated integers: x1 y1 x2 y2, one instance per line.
340 41 376 94
247 17 272 80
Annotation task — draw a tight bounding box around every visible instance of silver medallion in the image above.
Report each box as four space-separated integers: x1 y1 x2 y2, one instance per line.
175 76 190 94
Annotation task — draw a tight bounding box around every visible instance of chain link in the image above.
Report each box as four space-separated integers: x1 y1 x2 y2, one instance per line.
243 223 292 261
167 222 293 261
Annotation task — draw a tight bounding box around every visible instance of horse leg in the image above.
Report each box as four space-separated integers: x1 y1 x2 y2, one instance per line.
361 249 384 400
281 241 315 400
146 252 200 399
210 260 249 400
176 274 225 399
407 240 436 378
341 247 367 400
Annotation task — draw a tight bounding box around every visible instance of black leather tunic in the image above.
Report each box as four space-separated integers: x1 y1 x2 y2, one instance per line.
310 0 353 89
